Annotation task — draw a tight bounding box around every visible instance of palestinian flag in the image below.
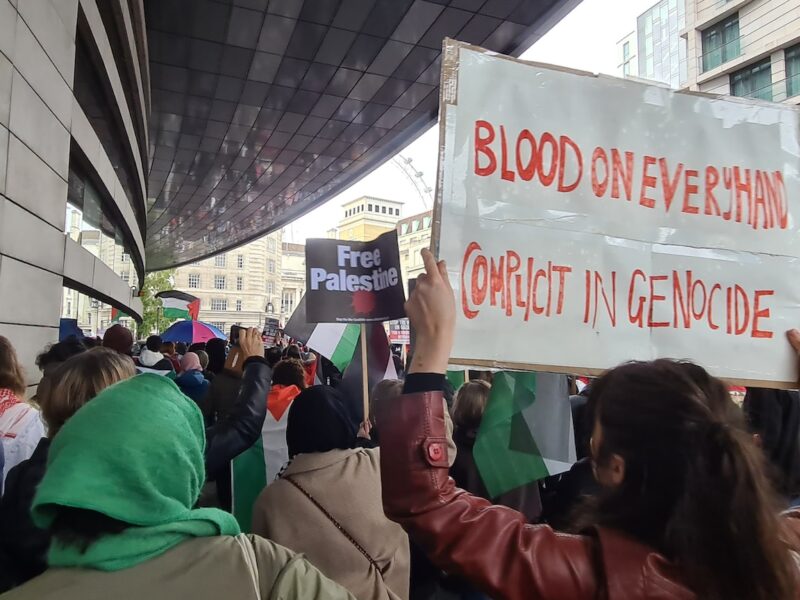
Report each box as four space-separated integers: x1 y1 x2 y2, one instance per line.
338 323 398 424
156 290 200 320
232 384 299 532
110 307 127 322
474 371 575 498
284 296 360 371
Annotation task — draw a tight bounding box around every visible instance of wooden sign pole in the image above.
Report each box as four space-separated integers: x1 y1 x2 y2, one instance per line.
360 323 369 421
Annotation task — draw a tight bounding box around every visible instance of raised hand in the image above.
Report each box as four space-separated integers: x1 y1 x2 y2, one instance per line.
406 248 456 375
239 327 265 360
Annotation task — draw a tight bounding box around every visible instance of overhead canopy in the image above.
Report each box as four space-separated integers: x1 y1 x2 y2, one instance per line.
144 0 580 270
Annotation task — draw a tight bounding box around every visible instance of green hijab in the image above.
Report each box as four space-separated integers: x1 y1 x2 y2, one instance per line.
32 373 240 571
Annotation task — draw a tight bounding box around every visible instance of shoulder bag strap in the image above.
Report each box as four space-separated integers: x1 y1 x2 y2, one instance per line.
284 475 387 579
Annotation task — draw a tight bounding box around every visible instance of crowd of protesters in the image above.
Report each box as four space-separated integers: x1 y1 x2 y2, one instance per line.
0 249 800 598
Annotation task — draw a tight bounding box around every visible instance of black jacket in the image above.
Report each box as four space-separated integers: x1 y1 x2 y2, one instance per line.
205 357 271 479
0 438 51 591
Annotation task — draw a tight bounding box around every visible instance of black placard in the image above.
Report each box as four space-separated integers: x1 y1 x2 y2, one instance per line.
305 231 406 323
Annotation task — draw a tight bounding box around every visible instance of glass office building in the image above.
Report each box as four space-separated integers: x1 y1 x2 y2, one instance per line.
637 0 688 88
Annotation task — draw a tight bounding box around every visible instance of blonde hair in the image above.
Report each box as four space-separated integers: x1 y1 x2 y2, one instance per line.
38 347 136 437
452 380 491 431
0 335 26 396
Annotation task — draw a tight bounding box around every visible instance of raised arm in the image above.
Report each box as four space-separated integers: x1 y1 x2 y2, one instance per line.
377 249 599 600
205 328 271 477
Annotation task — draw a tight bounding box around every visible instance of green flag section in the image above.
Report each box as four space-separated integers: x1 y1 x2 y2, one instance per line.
473 372 575 498
231 439 268 532
110 307 126 322
446 369 466 390
156 290 200 320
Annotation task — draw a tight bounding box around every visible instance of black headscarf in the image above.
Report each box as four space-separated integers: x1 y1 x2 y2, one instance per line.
743 387 800 499
286 386 358 458
205 338 227 374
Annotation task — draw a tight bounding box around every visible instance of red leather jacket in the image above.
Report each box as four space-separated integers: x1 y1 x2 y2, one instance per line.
377 391 696 600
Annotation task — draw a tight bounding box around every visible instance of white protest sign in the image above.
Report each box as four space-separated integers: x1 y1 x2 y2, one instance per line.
434 40 800 387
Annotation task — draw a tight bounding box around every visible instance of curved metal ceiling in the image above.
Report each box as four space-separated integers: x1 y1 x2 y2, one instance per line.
144 0 580 270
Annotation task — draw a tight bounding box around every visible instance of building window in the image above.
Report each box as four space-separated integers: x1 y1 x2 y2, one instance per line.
381 206 387 214
237 254 244 268
211 321 225 330
236 276 243 291
215 255 226 267
412 220 420 232
731 59 772 101
368 203 373 211
268 259 276 273
401 223 409 235
121 252 129 263
267 238 276 252
266 281 274 294
423 216 431 228
236 299 242 311
701 14 740 72
787 44 800 98
281 290 295 314
214 275 226 290
121 272 129 283
622 40 630 61
211 299 227 311
188 273 200 288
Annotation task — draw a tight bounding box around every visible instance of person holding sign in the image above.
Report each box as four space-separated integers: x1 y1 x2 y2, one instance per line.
377 249 800 600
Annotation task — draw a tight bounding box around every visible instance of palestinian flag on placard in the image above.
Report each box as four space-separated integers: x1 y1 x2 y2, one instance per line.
110 307 127 322
284 295 360 372
338 323 398 425
474 371 576 498
156 290 200 320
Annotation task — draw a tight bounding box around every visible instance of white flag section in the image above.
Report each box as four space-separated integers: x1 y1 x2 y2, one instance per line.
434 41 800 386
521 373 576 476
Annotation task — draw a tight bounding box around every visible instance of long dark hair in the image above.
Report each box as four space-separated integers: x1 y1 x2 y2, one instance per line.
743 388 800 500
205 338 227 374
575 360 796 600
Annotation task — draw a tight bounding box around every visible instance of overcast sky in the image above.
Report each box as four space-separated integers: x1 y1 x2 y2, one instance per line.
285 0 657 242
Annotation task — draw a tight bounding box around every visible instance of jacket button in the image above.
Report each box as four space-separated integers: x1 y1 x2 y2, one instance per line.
428 443 444 462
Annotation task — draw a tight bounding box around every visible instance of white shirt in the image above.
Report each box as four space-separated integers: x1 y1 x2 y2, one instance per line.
0 388 46 487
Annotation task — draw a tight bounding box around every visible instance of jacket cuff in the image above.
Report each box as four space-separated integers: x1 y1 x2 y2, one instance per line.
243 356 269 369
403 373 445 394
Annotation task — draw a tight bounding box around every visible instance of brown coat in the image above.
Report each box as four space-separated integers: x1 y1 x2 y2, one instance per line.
0 535 355 600
252 448 410 600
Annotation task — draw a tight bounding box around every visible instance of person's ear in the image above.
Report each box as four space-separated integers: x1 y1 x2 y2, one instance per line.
606 453 626 486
